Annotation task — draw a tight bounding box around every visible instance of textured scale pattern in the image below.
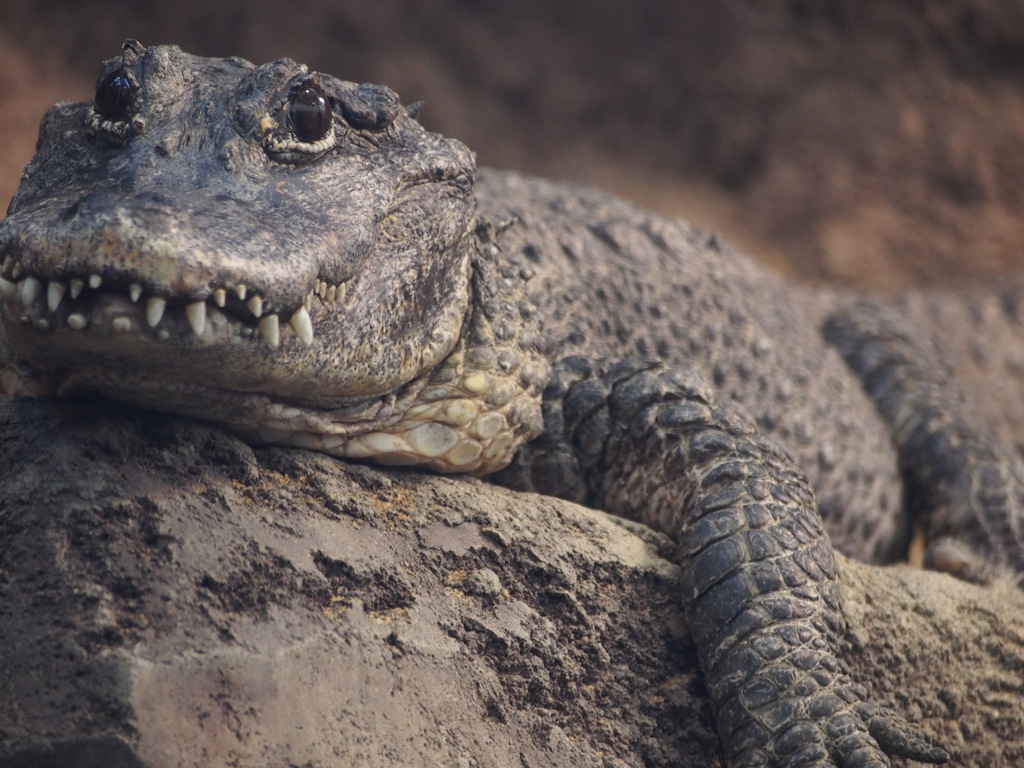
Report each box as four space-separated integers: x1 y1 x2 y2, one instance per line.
499 358 948 766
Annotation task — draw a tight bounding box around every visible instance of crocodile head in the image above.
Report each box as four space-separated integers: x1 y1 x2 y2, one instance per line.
0 41 542 471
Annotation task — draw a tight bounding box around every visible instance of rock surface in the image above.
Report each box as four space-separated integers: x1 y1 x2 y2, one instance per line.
0 396 1022 768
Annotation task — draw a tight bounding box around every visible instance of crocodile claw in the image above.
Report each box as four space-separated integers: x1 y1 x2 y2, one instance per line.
860 701 950 765
925 537 996 585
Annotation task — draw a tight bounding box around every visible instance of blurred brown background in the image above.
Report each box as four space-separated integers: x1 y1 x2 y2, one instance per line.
3 0 1024 291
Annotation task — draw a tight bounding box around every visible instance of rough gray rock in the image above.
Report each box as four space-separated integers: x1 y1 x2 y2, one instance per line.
1 397 1021 768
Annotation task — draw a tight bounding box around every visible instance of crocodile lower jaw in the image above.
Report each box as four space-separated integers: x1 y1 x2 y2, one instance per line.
0 317 523 474
43 364 520 475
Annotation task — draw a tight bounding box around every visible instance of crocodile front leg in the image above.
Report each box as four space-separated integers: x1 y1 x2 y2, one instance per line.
496 357 948 768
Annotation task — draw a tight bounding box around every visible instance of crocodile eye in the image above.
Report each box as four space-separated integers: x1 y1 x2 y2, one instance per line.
288 81 332 143
94 68 133 121
263 77 336 162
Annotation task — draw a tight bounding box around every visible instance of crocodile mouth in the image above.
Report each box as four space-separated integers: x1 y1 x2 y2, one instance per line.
0 249 525 476
0 255 349 349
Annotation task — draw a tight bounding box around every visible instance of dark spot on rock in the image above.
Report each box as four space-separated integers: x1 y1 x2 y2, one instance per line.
312 551 415 613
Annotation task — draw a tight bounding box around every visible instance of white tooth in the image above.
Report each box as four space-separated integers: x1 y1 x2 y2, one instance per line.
146 297 167 327
157 329 170 341
47 281 66 312
289 307 314 346
247 296 263 318
34 318 50 331
0 277 17 301
111 316 132 333
67 313 88 330
235 284 247 300
88 274 102 289
326 284 337 301
70 278 85 299
337 282 348 300
129 283 142 302
20 276 42 305
304 291 313 311
2 256 13 275
259 314 279 347
11 262 24 279
213 288 227 307
185 301 206 335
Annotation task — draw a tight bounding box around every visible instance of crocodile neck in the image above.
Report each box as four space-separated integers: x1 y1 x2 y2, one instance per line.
301 222 550 474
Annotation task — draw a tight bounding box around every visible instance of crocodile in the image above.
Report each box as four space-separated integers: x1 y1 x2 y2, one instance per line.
5 39 1024 766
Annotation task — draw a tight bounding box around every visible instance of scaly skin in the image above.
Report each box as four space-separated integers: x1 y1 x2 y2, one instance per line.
11 39 1024 765
499 357 948 766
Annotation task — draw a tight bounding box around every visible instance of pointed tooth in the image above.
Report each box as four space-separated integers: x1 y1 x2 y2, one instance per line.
146 297 167 327
11 261 24 279
20 276 42 305
88 274 102 289
47 281 67 312
67 313 88 330
337 282 348 300
0 277 17 301
213 288 227 307
235 284 247 300
326 284 337 301
247 295 263 318
289 307 314 346
70 278 85 299
129 283 142 302
2 255 13 275
258 314 280 347
185 301 206 335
